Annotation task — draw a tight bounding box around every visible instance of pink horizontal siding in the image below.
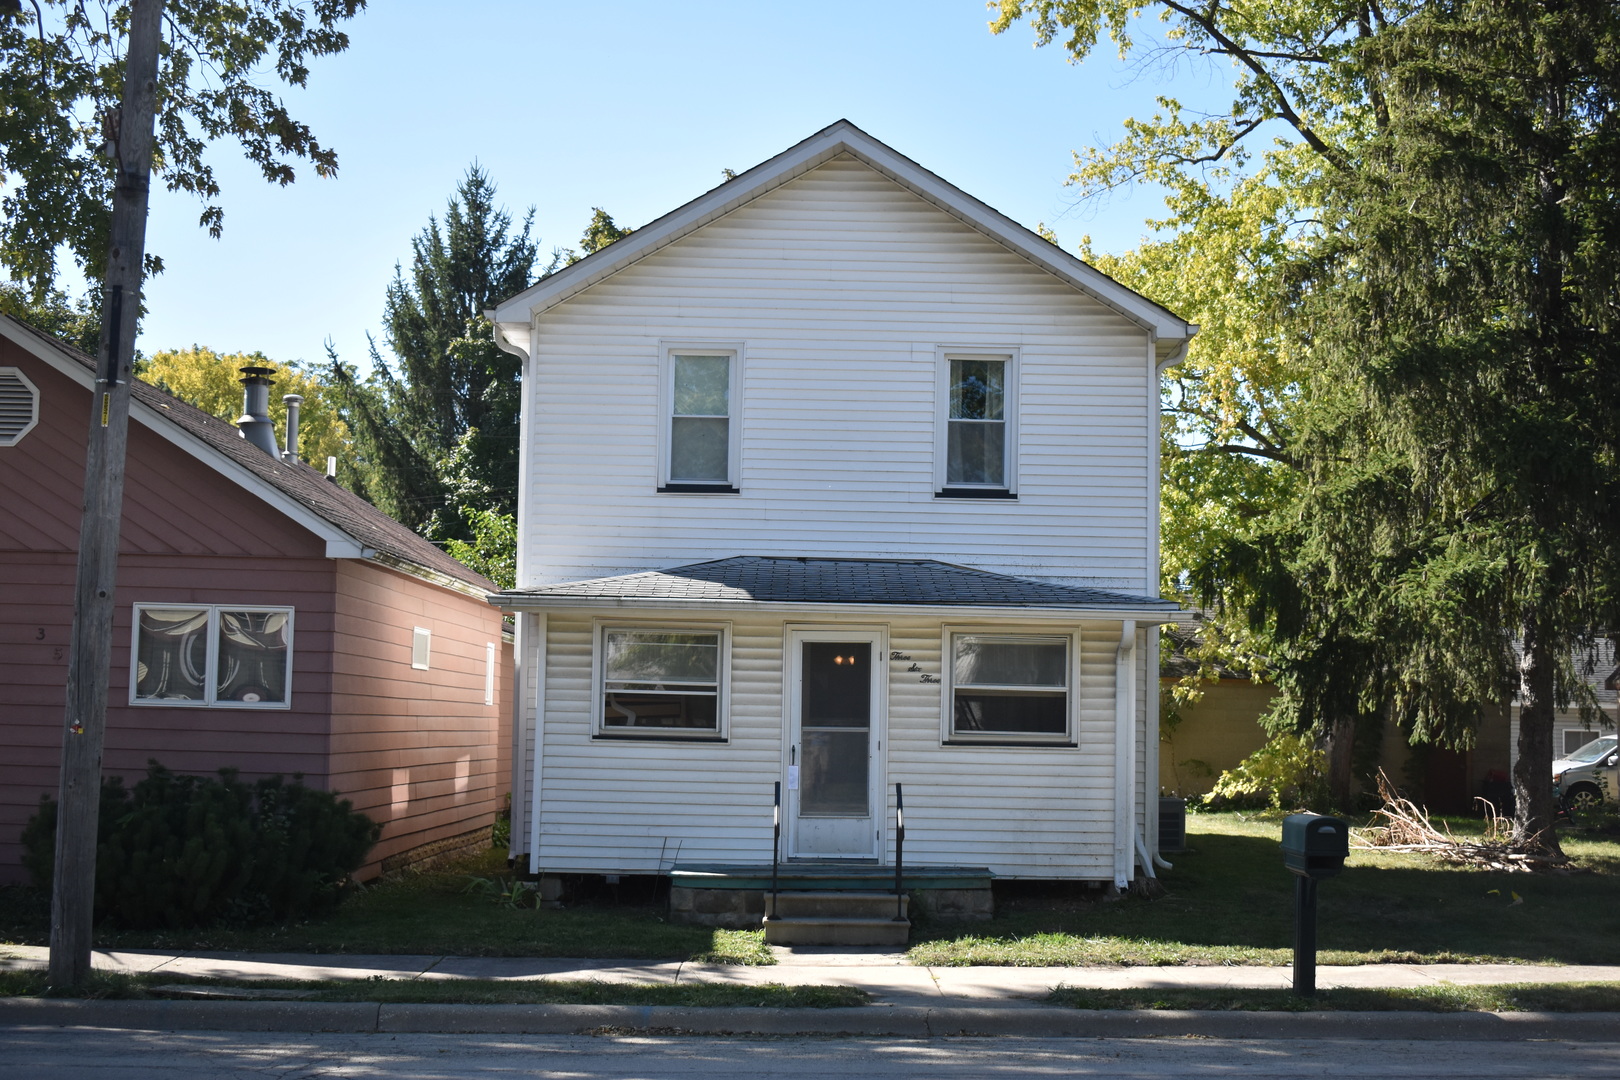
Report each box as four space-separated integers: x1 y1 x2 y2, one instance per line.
328 560 508 876
0 342 339 884
1 339 510 887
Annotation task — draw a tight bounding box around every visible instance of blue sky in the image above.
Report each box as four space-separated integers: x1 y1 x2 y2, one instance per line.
129 1 1233 368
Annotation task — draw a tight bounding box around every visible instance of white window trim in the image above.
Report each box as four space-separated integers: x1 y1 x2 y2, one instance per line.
0 366 40 447
657 341 744 493
412 627 432 671
485 641 497 707
933 347 1019 497
129 603 295 710
591 619 732 741
939 625 1078 746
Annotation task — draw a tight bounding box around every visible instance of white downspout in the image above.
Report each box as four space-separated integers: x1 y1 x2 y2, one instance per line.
1139 335 1193 880
506 613 526 862
1114 618 1137 890
526 612 547 876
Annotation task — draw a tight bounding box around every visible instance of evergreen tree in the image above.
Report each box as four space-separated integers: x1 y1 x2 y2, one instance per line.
1264 0 1620 849
331 165 537 536
560 207 632 266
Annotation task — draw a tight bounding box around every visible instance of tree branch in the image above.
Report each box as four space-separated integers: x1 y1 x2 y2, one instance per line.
1159 0 1354 171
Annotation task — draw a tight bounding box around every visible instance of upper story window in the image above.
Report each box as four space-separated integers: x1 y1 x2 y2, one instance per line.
660 345 741 493
597 626 726 739
131 604 293 708
944 630 1073 745
0 367 40 446
937 351 1017 499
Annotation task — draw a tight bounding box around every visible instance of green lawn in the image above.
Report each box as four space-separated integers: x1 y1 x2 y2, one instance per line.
909 812 1620 967
7 816 1618 972
1045 982 1620 1012
0 849 771 965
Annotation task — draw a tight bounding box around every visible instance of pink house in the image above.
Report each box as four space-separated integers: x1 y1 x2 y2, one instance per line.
0 315 512 883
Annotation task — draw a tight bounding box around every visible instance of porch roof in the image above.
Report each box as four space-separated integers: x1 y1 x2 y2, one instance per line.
491 556 1183 618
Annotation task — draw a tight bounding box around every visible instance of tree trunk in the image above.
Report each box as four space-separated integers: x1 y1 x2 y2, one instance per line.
1512 619 1562 855
1325 714 1355 812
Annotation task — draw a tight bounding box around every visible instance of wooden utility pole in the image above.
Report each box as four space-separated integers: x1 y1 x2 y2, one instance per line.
49 0 165 988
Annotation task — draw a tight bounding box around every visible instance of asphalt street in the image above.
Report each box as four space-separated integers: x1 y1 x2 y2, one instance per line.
2 1029 1618 1079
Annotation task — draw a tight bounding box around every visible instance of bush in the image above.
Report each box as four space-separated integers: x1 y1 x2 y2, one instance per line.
23 762 379 929
1204 735 1330 812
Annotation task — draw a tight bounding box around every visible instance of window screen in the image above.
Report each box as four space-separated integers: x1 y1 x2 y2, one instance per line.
950 633 1068 738
602 629 721 732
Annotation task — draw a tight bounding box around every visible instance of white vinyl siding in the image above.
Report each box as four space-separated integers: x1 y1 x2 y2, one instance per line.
522 156 1153 592
526 609 1149 880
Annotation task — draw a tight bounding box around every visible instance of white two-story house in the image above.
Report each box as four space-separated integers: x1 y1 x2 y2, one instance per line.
487 121 1193 899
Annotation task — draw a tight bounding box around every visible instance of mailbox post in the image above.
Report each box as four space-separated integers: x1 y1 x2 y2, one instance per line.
1281 813 1349 997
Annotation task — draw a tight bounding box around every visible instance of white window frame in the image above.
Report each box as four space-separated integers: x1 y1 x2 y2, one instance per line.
0 367 40 447
658 342 743 493
485 641 497 707
129 603 295 709
591 620 731 741
939 626 1078 746
934 348 1019 497
411 627 432 670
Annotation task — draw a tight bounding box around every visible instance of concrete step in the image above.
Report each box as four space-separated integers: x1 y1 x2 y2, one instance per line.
765 891 909 920
763 915 912 947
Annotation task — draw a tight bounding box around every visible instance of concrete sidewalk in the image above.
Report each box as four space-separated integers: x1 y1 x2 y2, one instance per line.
4 944 1619 1006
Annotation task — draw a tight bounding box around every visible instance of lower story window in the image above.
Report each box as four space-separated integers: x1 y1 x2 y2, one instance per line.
131 604 293 707
949 632 1070 742
601 628 722 735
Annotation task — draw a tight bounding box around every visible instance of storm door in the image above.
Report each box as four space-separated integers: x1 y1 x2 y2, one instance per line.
787 630 883 859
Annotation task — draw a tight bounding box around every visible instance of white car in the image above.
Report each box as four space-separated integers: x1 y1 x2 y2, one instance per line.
1554 735 1619 814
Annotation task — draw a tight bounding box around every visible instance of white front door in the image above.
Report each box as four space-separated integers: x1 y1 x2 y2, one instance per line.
787 630 883 859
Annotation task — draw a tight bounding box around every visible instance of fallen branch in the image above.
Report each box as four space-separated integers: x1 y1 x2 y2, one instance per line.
1353 770 1573 873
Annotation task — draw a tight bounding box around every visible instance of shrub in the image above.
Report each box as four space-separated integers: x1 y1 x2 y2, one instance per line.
1205 735 1330 811
23 762 379 929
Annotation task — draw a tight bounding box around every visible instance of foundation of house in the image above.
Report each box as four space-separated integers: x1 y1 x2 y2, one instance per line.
667 863 994 932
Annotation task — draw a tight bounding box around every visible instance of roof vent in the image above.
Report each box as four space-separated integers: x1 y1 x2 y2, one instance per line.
237 365 279 456
281 393 304 463
0 367 40 446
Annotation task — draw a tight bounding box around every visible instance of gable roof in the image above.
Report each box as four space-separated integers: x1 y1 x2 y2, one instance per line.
488 120 1196 362
491 555 1182 619
0 315 496 596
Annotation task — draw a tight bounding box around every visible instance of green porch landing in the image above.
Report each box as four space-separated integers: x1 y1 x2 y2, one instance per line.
668 863 994 931
670 863 992 892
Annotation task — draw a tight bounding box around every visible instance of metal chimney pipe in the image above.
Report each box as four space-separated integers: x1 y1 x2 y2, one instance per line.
282 393 304 462
237 366 279 456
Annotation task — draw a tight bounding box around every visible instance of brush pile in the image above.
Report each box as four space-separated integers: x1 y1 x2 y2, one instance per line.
1353 770 1571 873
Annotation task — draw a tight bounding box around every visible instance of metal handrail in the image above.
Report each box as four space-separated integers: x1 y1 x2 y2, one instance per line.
893 783 906 921
768 780 781 922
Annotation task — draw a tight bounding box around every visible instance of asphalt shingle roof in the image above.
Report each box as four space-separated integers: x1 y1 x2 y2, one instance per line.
10 317 494 593
496 556 1180 611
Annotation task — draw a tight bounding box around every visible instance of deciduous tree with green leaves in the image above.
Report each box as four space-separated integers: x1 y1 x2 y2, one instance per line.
0 0 364 299
994 0 1380 806
994 0 1620 845
140 345 349 468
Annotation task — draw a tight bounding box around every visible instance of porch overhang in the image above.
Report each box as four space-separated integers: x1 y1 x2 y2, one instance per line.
487 555 1189 625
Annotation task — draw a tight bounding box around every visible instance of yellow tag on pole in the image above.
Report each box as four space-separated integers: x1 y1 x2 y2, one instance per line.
101 393 110 427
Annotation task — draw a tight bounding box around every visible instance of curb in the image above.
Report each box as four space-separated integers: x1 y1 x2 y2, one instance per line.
2 999 1618 1039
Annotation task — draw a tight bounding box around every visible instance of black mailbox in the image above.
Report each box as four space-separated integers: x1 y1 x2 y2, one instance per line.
1282 813 1349 879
